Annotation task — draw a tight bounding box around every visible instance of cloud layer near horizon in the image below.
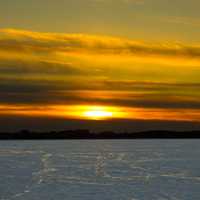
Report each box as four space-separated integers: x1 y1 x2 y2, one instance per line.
0 29 200 122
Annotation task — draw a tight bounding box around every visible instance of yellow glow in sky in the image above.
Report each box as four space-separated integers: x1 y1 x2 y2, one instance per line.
83 106 113 120
0 29 200 125
1 104 200 122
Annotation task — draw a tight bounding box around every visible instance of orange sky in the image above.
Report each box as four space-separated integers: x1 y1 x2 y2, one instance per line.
0 29 200 125
0 0 200 130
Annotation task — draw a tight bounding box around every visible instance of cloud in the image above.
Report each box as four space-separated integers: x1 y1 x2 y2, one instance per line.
102 80 200 90
1 75 200 110
1 28 200 62
0 103 200 122
0 29 200 122
0 59 83 75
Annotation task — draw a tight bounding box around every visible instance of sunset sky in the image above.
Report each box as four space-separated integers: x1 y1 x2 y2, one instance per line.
0 0 200 131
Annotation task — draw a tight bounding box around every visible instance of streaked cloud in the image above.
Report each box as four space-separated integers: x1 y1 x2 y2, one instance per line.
1 29 200 62
0 103 200 122
0 29 200 122
1 76 200 109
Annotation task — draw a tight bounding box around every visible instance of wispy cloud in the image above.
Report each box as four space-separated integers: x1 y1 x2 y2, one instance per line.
0 29 200 122
1 29 200 61
1 75 200 109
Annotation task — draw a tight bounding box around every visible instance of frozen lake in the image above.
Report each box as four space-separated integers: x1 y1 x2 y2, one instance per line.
0 139 200 200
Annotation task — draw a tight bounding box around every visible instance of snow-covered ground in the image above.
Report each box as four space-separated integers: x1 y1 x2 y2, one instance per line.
0 139 200 200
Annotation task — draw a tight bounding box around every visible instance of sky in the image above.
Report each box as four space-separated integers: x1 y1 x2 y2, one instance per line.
0 0 200 132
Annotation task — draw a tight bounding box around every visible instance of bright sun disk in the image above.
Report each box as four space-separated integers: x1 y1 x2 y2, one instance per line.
83 106 113 120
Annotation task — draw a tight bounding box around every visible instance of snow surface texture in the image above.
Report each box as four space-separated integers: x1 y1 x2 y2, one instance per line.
0 140 200 200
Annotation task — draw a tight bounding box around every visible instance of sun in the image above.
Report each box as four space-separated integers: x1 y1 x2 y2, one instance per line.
83 106 113 120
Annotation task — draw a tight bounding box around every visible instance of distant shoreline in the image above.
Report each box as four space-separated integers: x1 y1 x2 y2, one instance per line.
0 130 200 139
